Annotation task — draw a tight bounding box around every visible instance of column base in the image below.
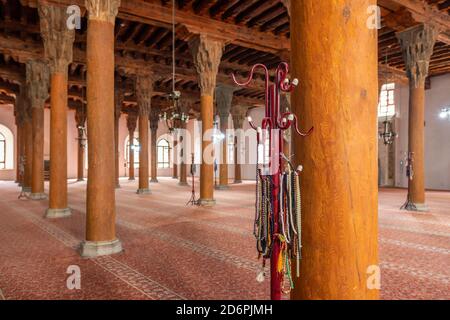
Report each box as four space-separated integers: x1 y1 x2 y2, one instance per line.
172 176 178 179
178 182 188 186
116 184 121 189
137 188 151 194
150 179 159 183
215 185 229 190
29 193 47 200
128 177 135 181
45 207 72 219
198 199 216 206
401 201 429 212
77 178 84 182
234 180 242 184
80 239 123 258
22 186 31 193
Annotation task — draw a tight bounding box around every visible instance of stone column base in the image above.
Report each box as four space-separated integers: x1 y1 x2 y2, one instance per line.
172 176 178 179
128 177 135 181
77 178 84 182
137 188 151 194
178 182 188 186
45 208 72 219
29 193 47 200
401 201 429 212
234 180 242 184
198 199 216 206
150 179 158 183
215 185 229 190
80 239 123 258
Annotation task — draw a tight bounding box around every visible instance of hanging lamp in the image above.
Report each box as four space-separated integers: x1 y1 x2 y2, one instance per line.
159 0 189 133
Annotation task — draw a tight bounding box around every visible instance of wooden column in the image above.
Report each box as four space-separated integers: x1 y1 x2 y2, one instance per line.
178 101 191 186
39 3 74 218
26 60 50 200
150 109 159 183
127 112 137 181
80 0 122 257
136 74 152 194
189 35 224 206
75 104 87 181
290 0 379 300
172 140 178 179
19 88 32 193
231 105 247 184
397 24 437 212
14 109 21 184
215 85 235 190
114 75 124 188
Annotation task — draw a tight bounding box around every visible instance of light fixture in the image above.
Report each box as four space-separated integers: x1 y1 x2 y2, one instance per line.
378 46 398 146
159 0 189 133
439 107 450 120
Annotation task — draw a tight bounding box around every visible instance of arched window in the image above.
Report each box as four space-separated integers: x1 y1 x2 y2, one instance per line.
157 139 170 169
0 133 5 169
0 124 14 170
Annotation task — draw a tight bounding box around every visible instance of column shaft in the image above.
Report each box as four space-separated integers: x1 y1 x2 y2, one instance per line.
128 129 135 180
77 128 85 181
31 106 45 197
234 135 241 183
172 140 178 179
291 0 379 300
82 14 122 256
200 95 214 202
138 114 150 192
218 118 228 188
150 127 158 183
23 117 32 191
114 115 120 187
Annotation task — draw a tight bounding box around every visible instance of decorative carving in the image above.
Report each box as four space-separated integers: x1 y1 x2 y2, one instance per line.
75 104 87 127
188 35 224 96
85 0 121 24
215 85 236 121
26 60 49 108
126 111 138 132
135 74 153 116
149 108 159 131
231 105 248 129
38 3 75 74
397 24 438 88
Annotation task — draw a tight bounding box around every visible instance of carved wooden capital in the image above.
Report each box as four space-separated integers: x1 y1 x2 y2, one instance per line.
149 108 159 131
188 35 224 96
85 0 120 24
26 60 49 108
397 24 438 88
126 111 138 132
231 105 248 129
75 105 87 127
136 74 153 116
215 85 236 121
38 3 75 74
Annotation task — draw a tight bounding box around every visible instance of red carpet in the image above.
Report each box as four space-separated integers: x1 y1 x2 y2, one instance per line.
0 179 448 300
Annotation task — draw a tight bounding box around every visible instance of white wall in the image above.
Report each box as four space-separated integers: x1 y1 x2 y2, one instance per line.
395 74 450 191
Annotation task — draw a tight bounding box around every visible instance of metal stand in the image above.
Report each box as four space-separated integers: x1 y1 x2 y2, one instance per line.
186 153 198 206
232 62 313 300
400 152 416 210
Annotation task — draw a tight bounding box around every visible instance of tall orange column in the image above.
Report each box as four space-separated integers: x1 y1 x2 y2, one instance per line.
75 104 86 181
231 105 246 184
14 113 21 184
27 60 50 200
127 112 137 181
80 0 122 257
136 74 152 194
114 76 124 188
150 109 159 183
290 0 379 299
397 24 437 212
189 35 224 206
15 100 25 186
215 86 235 190
39 3 74 218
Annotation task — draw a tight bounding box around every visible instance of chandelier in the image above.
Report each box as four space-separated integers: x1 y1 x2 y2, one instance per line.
159 0 189 133
378 46 397 146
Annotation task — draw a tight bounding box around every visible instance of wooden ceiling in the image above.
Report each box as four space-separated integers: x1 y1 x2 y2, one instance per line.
0 0 450 113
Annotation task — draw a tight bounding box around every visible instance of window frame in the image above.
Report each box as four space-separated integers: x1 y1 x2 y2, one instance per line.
157 138 171 169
